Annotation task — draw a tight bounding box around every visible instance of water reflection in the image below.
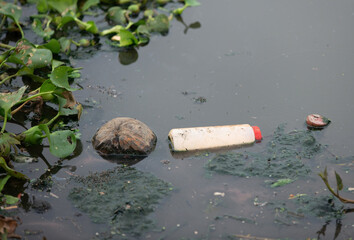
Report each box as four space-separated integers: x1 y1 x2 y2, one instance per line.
175 15 201 34
118 47 138 65
97 154 146 166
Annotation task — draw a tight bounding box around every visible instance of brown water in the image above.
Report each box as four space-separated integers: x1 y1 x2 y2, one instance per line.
10 0 354 239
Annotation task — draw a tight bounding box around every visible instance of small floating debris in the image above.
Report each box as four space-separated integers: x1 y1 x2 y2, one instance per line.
306 114 330 129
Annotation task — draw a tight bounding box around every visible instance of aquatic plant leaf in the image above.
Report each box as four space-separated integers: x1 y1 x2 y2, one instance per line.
107 6 127 25
40 79 56 91
185 0 201 7
58 37 72 53
0 157 28 180
119 29 138 47
146 14 169 34
4 195 19 205
57 95 79 117
52 60 65 70
36 0 48 13
271 178 294 188
17 66 34 76
58 15 75 28
49 130 77 158
0 86 27 114
0 133 19 157
81 0 99 12
101 25 123 36
0 175 11 192
7 39 52 69
0 3 22 26
42 39 61 54
335 171 343 191
49 66 78 91
47 0 77 15
31 18 54 40
85 20 99 34
22 125 44 145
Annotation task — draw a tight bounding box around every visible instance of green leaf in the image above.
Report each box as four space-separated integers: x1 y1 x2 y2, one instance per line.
85 20 99 34
0 133 20 156
7 39 52 69
17 66 34 76
58 37 72 53
0 175 11 192
0 3 22 26
57 95 79 117
185 0 201 7
119 29 138 47
31 18 54 40
137 24 150 36
40 79 57 93
49 66 78 91
36 0 49 13
22 125 45 145
107 6 127 25
49 130 77 158
81 0 99 12
0 86 27 113
47 0 78 15
335 171 343 191
42 39 61 54
270 178 294 188
146 14 169 34
101 25 123 36
0 157 28 180
52 60 65 70
4 194 19 205
58 15 76 28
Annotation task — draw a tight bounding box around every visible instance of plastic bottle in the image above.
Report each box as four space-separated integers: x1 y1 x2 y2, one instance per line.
168 124 262 152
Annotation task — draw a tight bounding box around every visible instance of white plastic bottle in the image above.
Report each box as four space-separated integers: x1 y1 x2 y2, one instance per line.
168 124 262 152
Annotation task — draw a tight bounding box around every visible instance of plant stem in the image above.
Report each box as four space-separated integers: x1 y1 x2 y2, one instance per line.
15 21 24 39
0 42 13 50
1 111 8 133
16 91 54 105
319 174 354 204
71 40 80 47
0 15 6 31
45 112 60 127
0 73 17 85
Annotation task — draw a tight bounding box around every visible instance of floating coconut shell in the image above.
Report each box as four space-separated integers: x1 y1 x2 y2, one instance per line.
92 117 157 157
306 114 331 128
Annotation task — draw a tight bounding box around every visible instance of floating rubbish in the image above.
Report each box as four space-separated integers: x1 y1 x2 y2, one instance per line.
92 117 157 163
168 124 262 152
306 114 330 129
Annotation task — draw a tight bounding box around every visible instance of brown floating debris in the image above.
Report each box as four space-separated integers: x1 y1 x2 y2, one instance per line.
306 114 330 128
92 117 157 157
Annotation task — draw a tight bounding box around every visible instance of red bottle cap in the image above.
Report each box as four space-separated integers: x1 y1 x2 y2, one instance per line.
252 126 262 142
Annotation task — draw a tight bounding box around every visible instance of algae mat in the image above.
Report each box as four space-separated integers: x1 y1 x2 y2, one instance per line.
68 167 172 239
206 124 322 183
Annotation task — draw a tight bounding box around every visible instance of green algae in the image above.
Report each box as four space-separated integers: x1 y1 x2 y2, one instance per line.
205 125 322 182
68 167 172 238
268 194 346 225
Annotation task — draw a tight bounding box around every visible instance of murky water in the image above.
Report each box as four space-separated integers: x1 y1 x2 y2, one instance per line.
9 0 354 239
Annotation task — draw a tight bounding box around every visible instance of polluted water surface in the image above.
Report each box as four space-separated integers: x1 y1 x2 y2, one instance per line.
1 0 354 239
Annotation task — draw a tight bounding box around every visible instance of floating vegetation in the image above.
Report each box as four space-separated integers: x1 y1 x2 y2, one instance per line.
68 167 172 238
206 124 323 183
